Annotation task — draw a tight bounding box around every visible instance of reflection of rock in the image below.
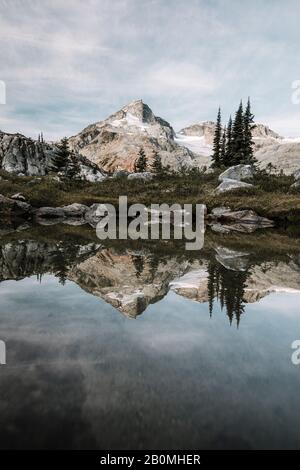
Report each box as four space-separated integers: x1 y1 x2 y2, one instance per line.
170 268 209 302
210 223 265 234
0 234 299 321
245 261 300 299
68 249 190 318
212 209 273 226
0 239 100 282
214 246 250 272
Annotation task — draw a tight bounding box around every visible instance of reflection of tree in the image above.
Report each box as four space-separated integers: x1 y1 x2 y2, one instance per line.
207 259 249 327
132 254 145 278
52 243 82 285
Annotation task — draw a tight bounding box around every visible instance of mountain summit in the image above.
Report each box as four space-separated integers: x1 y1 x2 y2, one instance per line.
68 100 196 172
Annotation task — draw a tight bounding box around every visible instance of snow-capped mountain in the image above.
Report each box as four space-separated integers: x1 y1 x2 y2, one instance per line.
68 99 198 173
176 121 300 174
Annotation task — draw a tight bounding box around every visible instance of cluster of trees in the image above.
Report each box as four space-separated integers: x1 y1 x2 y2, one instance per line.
50 137 81 179
211 98 256 168
37 132 44 144
207 258 249 327
134 148 164 175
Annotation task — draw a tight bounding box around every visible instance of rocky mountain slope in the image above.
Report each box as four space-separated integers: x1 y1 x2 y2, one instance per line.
68 99 197 173
1 100 299 176
0 236 299 319
0 131 105 181
177 121 300 174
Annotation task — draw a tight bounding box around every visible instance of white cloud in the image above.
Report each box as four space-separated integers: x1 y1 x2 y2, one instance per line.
0 0 299 139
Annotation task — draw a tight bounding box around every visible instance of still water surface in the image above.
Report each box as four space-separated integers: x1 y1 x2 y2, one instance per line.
0 228 299 449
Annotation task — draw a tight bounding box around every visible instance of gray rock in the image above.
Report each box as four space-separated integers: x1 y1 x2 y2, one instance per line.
291 180 300 189
127 172 153 181
210 223 231 234
215 246 250 272
210 206 231 217
0 194 31 217
0 131 106 181
215 178 254 194
217 209 273 226
218 164 255 182
84 203 109 226
61 203 88 218
34 207 65 219
293 169 300 181
11 192 27 202
112 170 129 178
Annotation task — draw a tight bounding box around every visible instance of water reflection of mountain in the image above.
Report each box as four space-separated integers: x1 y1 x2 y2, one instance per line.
0 229 300 325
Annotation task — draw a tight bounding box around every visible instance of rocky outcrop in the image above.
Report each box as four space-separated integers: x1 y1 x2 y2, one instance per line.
0 194 32 218
291 168 300 189
0 131 106 181
68 99 197 173
177 121 300 174
218 164 255 182
127 172 153 181
215 178 254 194
209 209 273 226
68 248 190 318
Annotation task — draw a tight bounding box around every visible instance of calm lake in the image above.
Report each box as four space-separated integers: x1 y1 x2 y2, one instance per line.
0 226 300 449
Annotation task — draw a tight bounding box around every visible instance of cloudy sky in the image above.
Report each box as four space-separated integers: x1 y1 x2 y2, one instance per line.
0 0 299 140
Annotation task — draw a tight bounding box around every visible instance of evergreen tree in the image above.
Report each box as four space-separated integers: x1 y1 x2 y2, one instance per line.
220 127 226 165
225 116 234 167
231 101 245 164
66 152 81 180
151 151 163 175
41 132 44 144
211 107 222 167
134 148 147 172
243 97 256 164
50 137 70 174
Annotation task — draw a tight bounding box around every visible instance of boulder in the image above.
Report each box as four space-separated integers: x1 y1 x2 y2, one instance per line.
218 164 255 182
84 203 109 226
214 246 250 272
291 180 300 189
112 170 129 178
61 203 88 218
0 194 31 217
34 207 65 219
11 192 27 202
210 207 231 217
217 209 273 226
293 169 300 181
127 172 153 181
215 178 254 194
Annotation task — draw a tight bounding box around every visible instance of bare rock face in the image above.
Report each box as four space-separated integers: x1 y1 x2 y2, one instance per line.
177 121 216 145
0 132 54 176
68 248 190 318
215 179 254 194
0 194 31 218
0 131 105 181
254 141 300 175
212 209 273 227
218 164 255 182
177 120 300 174
127 171 153 181
251 123 282 139
68 100 196 173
